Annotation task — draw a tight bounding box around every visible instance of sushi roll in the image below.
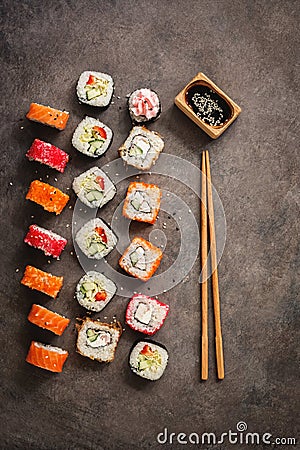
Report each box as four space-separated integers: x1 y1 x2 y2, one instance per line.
26 103 69 130
28 304 70 336
76 71 114 107
21 265 63 299
72 167 116 209
75 218 117 260
24 224 67 258
26 180 69 215
119 236 163 282
76 271 117 312
26 139 69 173
129 339 168 380
126 294 169 335
128 88 161 124
72 117 113 158
76 318 122 363
123 182 161 224
26 341 68 373
118 126 164 171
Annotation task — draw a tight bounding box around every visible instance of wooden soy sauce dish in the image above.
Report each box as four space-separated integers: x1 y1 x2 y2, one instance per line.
175 72 241 139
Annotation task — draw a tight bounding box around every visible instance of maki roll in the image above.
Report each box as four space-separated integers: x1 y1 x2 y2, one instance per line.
75 218 117 260
24 224 67 258
76 71 114 107
119 236 163 282
128 88 161 124
26 180 69 215
72 117 113 158
118 126 164 171
21 265 63 299
76 318 122 363
72 167 116 209
123 182 161 224
126 294 169 335
76 271 117 312
129 340 168 380
26 139 69 173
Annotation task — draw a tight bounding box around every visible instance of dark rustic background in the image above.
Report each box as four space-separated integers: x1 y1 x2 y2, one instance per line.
1 1 299 449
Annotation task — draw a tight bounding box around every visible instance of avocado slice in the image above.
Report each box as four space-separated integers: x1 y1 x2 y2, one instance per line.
87 88 101 100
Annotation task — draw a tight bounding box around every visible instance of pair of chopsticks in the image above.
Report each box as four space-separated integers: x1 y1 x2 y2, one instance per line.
201 150 224 380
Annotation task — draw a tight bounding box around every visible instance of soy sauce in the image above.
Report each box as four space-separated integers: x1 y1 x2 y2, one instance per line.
185 83 232 127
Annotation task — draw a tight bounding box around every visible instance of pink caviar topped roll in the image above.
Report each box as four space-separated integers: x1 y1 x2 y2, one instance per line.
128 88 161 124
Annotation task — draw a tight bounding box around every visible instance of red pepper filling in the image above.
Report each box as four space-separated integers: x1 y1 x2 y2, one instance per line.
95 291 107 301
93 126 107 139
140 344 154 356
86 75 95 85
95 227 107 244
96 176 105 190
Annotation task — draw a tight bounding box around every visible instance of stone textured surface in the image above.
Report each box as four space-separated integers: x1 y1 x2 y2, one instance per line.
1 0 299 449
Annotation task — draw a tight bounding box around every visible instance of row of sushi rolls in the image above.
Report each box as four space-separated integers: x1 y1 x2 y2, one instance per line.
22 71 169 381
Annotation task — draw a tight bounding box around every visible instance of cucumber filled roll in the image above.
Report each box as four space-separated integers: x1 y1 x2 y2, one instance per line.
119 236 163 282
76 318 122 363
73 167 116 209
126 294 169 335
118 126 164 171
76 71 114 107
123 182 161 224
128 88 161 124
129 340 168 380
72 117 113 158
76 271 117 312
75 218 117 259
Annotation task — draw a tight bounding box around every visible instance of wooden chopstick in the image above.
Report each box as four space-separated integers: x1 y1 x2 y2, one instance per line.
205 150 225 380
201 152 208 380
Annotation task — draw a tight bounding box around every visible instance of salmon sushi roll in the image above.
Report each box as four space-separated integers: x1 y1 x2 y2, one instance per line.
119 237 163 282
76 71 114 107
76 318 122 363
24 224 67 258
126 294 169 335
28 304 70 336
26 180 69 215
26 139 69 173
72 166 116 209
26 341 68 372
123 182 161 224
21 265 63 298
26 103 69 130
118 126 164 171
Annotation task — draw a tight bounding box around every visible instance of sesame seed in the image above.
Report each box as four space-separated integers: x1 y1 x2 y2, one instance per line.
9 182 13 186
15 268 19 273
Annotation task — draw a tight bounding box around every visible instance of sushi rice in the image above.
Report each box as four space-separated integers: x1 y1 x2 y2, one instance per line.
76 318 122 363
123 182 161 224
72 117 113 158
73 166 116 209
76 271 117 312
76 71 114 107
118 126 164 171
126 294 169 335
75 218 117 260
129 340 168 380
